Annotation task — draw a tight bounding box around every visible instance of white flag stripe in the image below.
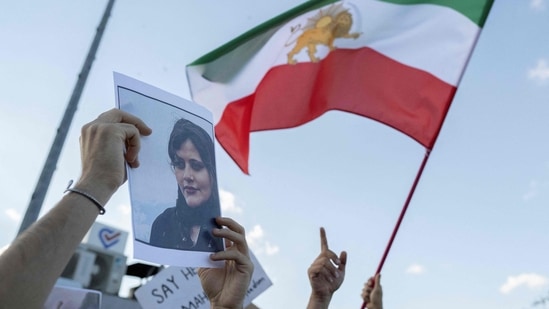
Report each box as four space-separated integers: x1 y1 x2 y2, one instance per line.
188 0 480 122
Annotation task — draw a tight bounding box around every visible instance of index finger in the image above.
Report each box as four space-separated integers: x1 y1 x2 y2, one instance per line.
320 227 329 252
216 217 245 235
215 217 248 252
123 123 143 167
98 108 152 135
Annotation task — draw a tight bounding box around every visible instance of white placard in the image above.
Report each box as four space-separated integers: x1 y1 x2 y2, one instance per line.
134 252 272 309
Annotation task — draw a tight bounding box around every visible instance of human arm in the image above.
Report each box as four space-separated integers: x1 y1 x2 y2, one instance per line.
306 227 347 309
0 109 151 309
198 217 254 309
362 274 383 309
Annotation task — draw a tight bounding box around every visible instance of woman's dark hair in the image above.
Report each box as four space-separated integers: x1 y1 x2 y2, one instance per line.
168 118 218 206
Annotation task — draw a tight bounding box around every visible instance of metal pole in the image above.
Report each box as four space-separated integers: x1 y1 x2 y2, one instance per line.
17 0 116 236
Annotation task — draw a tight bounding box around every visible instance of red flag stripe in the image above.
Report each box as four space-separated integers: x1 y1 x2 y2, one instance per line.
215 47 456 173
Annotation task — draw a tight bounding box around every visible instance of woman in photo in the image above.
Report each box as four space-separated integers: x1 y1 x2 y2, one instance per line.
150 118 223 252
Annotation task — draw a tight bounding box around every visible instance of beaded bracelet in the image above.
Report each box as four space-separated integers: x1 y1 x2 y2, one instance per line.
64 180 106 215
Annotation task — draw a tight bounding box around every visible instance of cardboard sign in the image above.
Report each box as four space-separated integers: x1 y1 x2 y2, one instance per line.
85 222 128 254
135 252 271 309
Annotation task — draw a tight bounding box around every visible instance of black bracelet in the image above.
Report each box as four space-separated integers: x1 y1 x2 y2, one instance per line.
64 180 106 215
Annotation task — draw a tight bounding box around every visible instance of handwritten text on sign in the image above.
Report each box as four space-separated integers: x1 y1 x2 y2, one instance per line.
135 252 271 309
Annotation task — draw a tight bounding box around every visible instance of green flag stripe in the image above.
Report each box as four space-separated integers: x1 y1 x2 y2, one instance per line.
189 0 339 66
382 0 493 26
188 0 492 66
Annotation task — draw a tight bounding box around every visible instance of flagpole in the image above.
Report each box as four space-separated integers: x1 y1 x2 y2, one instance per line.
361 149 431 309
16 0 116 236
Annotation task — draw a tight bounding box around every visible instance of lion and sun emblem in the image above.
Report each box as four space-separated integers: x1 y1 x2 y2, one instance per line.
286 3 361 64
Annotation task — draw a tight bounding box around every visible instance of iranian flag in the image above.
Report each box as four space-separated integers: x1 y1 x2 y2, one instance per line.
186 0 493 174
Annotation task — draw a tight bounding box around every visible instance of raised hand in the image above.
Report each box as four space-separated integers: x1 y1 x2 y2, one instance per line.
78 108 152 197
307 227 347 309
198 217 254 309
362 274 383 309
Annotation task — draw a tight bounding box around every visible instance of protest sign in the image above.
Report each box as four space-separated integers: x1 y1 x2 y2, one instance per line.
135 252 271 309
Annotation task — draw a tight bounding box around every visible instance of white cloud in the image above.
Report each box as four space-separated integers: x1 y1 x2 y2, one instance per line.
246 225 279 256
528 59 549 83
5 208 21 223
406 264 425 275
523 180 540 201
117 203 131 216
264 244 280 256
500 273 548 294
265 242 280 255
247 225 264 246
220 189 243 214
530 0 546 10
523 180 549 201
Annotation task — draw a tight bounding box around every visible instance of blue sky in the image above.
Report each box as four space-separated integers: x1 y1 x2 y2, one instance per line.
1 1 549 308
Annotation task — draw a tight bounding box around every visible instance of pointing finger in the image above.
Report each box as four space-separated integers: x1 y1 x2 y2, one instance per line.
320 227 329 252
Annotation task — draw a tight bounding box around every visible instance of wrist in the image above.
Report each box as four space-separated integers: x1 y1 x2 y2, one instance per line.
74 176 117 206
307 293 332 309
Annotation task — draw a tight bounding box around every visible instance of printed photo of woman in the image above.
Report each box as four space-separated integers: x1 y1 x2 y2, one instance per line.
149 118 224 252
